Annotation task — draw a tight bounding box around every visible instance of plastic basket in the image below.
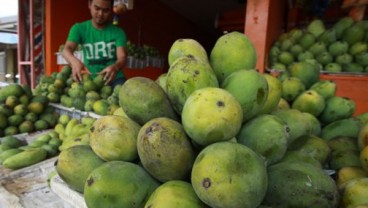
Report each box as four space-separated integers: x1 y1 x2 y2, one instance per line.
56 51 83 65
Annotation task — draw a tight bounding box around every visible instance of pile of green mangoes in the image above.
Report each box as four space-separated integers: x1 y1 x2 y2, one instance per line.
0 84 60 137
33 65 121 116
0 114 96 170
53 114 96 152
268 16 368 73
0 132 60 170
51 32 368 208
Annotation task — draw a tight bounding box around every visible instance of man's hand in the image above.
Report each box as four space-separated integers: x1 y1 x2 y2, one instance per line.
71 60 90 82
99 65 118 85
62 40 91 82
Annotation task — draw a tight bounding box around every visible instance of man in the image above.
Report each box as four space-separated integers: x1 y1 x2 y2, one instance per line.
62 0 127 86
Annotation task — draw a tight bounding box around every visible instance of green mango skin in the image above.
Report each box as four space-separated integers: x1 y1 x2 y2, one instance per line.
329 149 361 170
333 16 354 40
298 32 316 50
307 19 326 38
309 80 336 100
264 162 339 208
168 38 209 67
3 148 47 170
167 55 219 114
210 31 257 83
89 115 141 162
271 109 312 144
319 96 356 125
321 118 363 141
288 135 331 166
358 124 368 150
328 136 359 154
221 69 269 122
0 148 23 164
342 178 368 208
191 142 267 208
56 145 105 193
288 62 320 89
155 73 168 93
237 114 289 166
292 90 325 117
281 77 306 103
144 180 206 208
328 41 349 57
342 23 365 45
182 87 243 147
308 41 327 56
137 117 195 183
119 77 178 126
317 28 337 45
259 73 282 114
84 161 159 208
277 150 322 169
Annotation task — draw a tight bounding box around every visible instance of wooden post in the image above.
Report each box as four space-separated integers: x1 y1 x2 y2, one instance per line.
342 0 368 21
244 0 286 73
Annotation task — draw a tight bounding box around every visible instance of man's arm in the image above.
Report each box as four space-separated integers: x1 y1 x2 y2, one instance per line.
100 46 127 84
62 41 88 82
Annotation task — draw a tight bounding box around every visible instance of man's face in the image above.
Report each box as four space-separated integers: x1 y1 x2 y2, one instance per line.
89 0 112 28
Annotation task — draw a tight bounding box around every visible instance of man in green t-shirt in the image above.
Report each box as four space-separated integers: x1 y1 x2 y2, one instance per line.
62 0 127 86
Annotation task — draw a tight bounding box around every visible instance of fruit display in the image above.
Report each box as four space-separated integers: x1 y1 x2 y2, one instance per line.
45 31 368 208
2 19 368 206
268 16 368 74
0 113 95 170
0 84 60 137
33 65 121 116
0 133 57 170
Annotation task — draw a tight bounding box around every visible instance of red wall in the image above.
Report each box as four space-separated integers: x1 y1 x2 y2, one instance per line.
121 0 220 61
45 0 220 75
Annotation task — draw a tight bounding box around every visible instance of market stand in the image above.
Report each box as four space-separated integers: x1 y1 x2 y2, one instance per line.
1 0 368 207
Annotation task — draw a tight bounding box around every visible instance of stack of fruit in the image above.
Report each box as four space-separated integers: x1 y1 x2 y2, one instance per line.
0 84 59 137
33 65 120 116
268 16 368 73
0 114 96 171
0 132 60 170
54 114 95 152
50 31 368 208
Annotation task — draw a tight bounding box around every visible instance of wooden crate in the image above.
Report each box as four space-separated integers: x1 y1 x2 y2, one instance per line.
320 73 368 116
244 0 368 115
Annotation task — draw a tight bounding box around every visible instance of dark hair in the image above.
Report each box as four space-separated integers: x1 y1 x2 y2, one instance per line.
89 0 114 8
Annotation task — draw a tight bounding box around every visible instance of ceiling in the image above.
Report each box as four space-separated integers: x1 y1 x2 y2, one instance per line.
158 0 246 32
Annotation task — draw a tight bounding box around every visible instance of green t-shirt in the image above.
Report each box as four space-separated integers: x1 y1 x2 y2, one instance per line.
67 20 127 79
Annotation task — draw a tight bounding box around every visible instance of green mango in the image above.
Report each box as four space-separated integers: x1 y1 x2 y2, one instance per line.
319 96 356 125
321 118 363 140
3 148 47 170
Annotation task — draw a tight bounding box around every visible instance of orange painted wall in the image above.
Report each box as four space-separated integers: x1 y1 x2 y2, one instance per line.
45 0 90 75
244 0 286 72
45 0 220 76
